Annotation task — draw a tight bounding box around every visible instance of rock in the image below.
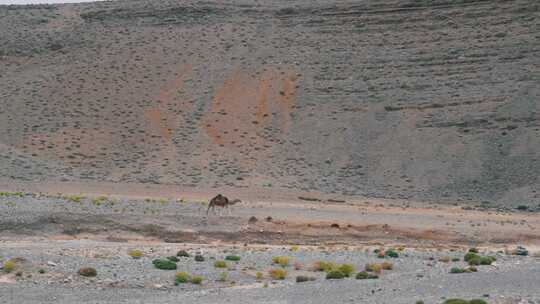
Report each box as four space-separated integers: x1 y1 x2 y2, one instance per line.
248 216 258 223
47 261 57 267
514 246 529 256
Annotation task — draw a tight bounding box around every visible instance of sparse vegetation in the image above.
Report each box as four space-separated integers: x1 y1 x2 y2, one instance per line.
469 300 488 304
167 256 180 262
443 299 487 304
365 263 382 274
337 264 355 277
214 260 227 268
63 194 84 203
296 275 315 283
177 250 190 257
386 249 399 258
225 255 241 261
91 196 108 205
175 272 190 283
450 267 466 274
464 252 479 262
194 255 205 262
255 271 263 280
465 252 495 266
326 270 345 279
2 259 16 273
312 260 336 272
0 192 24 197
272 256 290 267
152 259 177 270
443 300 469 304
269 268 287 280
78 267 97 277
356 271 378 280
128 249 144 259
191 275 203 284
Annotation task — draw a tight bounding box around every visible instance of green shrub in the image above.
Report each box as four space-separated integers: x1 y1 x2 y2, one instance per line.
338 264 355 277
272 256 290 267
326 270 345 279
450 267 466 274
469 300 487 304
128 249 144 259
480 256 495 265
2 259 16 273
194 255 205 262
191 275 203 284
167 256 180 262
468 255 495 266
386 249 399 258
296 275 315 283
443 299 470 304
214 260 227 268
177 250 190 257
416 301 424 304
78 267 97 277
38 269 46 274
269 268 287 280
153 258 177 270
175 272 190 283
225 255 241 261
464 252 479 262
468 256 481 266
452 257 461 262
468 248 479 253
356 271 378 280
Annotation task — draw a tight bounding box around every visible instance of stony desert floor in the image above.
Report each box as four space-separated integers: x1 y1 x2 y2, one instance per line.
0 185 539 303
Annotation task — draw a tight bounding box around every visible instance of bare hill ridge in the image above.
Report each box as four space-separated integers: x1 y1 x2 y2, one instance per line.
1 0 539 206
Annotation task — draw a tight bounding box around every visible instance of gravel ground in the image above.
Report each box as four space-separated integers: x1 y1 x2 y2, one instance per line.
1 192 539 303
1 240 539 304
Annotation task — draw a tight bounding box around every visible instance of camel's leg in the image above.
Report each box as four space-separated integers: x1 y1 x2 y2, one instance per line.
227 205 232 216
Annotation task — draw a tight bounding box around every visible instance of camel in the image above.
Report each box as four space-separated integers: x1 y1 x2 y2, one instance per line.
206 194 241 216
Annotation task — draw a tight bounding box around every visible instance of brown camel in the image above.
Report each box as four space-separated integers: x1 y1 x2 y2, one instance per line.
207 194 241 215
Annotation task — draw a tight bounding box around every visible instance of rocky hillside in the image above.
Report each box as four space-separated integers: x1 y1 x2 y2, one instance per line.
0 0 539 206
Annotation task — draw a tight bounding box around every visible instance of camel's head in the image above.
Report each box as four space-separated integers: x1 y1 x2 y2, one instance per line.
230 199 242 205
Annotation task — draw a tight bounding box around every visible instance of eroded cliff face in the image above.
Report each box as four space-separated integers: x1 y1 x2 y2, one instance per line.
0 0 539 205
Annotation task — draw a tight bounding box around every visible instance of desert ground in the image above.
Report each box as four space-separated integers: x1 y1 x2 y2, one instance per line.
1 0 540 303
1 183 539 303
